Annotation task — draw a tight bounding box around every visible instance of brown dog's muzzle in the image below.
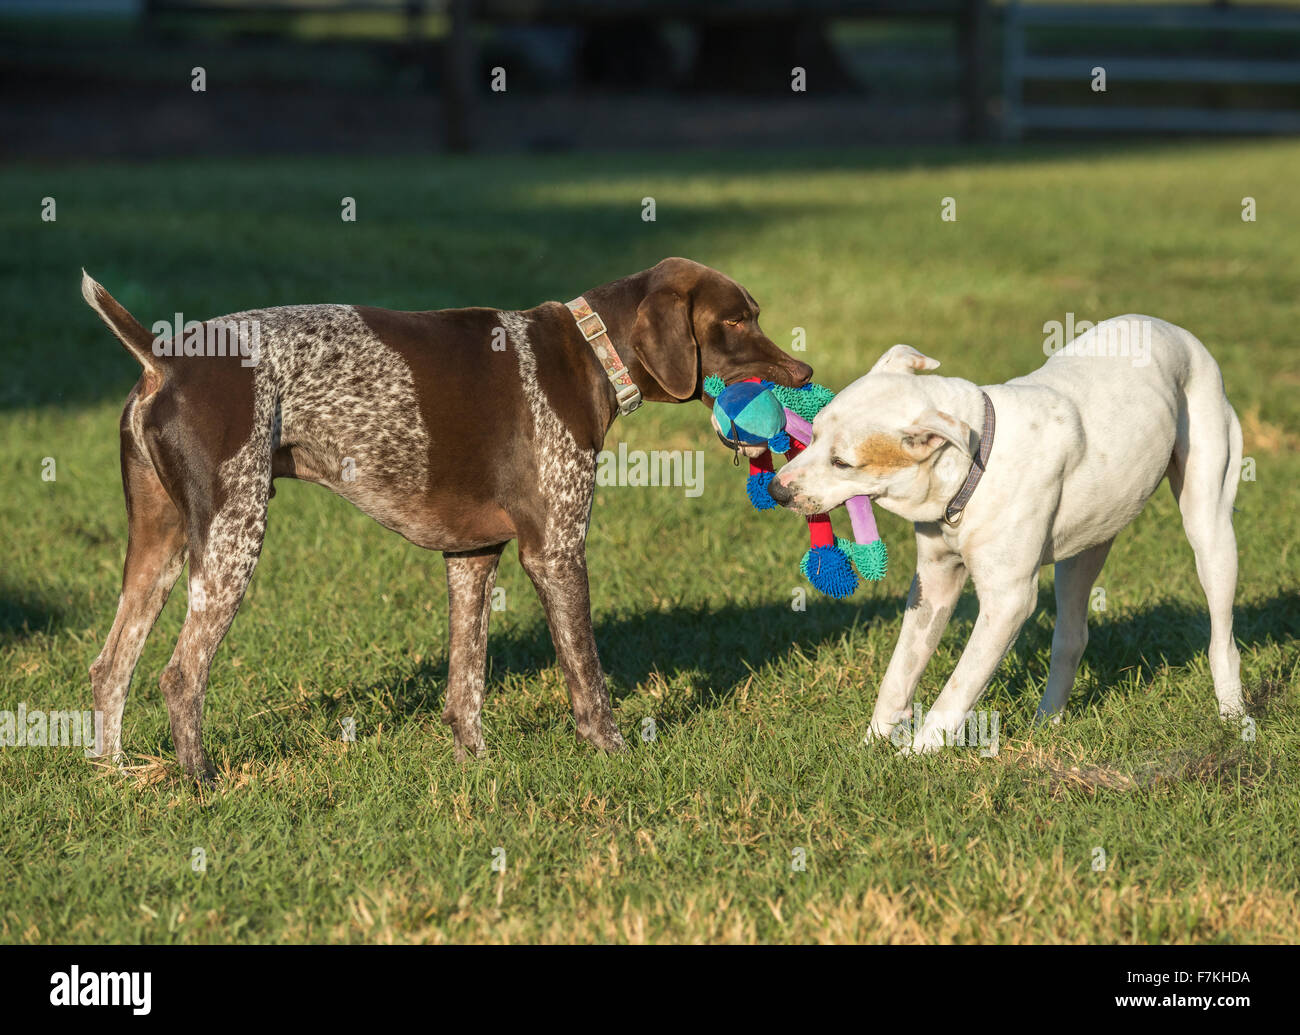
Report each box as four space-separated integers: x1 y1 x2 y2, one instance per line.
721 339 813 390
772 357 814 388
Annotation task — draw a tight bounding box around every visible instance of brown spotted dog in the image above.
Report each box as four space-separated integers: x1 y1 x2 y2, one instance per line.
83 257 812 779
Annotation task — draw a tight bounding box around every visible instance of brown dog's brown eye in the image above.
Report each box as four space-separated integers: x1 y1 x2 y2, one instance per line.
724 317 745 327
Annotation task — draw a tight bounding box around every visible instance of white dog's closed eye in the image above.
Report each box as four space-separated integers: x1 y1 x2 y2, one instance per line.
900 409 973 461
870 344 941 375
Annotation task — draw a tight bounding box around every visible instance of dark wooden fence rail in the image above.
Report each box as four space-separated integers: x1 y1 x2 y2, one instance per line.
142 0 992 148
1003 2 1300 138
139 1 1300 145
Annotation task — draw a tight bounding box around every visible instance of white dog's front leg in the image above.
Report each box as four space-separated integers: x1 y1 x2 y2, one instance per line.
912 577 1038 753
868 526 966 742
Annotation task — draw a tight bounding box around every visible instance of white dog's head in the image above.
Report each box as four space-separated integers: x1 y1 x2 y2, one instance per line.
769 345 979 523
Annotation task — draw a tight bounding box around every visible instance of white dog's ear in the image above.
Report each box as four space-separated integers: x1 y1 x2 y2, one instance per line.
900 409 973 461
871 344 940 375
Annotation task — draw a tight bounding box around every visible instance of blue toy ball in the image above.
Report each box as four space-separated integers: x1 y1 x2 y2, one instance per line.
800 545 859 599
711 380 786 449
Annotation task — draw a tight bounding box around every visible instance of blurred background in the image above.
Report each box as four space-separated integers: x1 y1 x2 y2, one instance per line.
5 0 1300 159
3 3 1299 944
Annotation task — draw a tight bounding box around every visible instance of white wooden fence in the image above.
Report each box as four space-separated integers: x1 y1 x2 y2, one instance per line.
1003 2 1300 138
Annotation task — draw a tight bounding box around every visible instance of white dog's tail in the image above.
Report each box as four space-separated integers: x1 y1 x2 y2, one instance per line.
1175 332 1243 507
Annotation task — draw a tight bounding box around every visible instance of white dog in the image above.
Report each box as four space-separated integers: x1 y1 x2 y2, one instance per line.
769 316 1244 752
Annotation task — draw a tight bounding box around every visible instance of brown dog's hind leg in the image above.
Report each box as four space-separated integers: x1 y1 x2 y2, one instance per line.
441 544 505 761
157 512 267 781
154 407 272 782
90 452 187 765
517 541 625 754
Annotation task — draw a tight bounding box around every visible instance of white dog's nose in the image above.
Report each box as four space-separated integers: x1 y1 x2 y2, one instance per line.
767 476 794 505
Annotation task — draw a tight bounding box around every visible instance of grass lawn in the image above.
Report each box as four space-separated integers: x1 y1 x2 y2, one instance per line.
1 140 1297 944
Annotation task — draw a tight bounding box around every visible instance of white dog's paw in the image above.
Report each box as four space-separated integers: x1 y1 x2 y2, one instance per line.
905 721 949 756
862 722 895 746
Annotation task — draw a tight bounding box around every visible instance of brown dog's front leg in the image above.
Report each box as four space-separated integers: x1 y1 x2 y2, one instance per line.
441 544 505 761
518 543 625 753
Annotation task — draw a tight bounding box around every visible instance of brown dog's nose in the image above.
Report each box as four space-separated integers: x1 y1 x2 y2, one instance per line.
790 360 814 386
767 476 794 505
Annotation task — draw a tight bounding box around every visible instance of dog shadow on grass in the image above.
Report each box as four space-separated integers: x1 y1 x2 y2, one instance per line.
0 581 72 649
993 586 1298 717
350 585 1297 731
354 592 909 724
177 583 1297 770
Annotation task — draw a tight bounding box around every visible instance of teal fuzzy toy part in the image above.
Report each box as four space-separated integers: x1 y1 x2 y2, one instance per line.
837 536 888 582
771 382 835 422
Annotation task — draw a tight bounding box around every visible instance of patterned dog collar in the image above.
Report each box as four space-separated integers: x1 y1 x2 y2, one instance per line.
566 296 642 416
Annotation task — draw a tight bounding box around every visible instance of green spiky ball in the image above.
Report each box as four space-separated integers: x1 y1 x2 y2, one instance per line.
837 536 888 582
771 382 836 422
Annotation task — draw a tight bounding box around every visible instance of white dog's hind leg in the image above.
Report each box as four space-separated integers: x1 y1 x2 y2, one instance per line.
1035 539 1113 723
867 525 966 742
1168 400 1245 719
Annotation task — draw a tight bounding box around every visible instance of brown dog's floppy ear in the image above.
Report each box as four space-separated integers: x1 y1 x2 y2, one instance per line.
900 409 973 461
871 344 940 375
627 288 698 400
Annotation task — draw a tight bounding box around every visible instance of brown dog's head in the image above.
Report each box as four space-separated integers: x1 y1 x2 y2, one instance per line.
621 257 813 403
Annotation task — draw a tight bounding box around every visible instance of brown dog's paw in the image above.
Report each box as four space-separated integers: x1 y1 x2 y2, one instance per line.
189 761 218 786
452 739 489 763
578 724 627 754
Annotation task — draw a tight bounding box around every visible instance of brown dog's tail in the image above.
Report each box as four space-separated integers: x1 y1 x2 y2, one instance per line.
81 270 165 381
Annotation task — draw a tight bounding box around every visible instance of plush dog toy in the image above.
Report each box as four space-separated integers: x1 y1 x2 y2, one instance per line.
706 375 887 598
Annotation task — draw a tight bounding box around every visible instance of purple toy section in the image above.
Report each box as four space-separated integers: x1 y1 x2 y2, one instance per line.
846 494 879 543
783 410 814 444
782 407 877 539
